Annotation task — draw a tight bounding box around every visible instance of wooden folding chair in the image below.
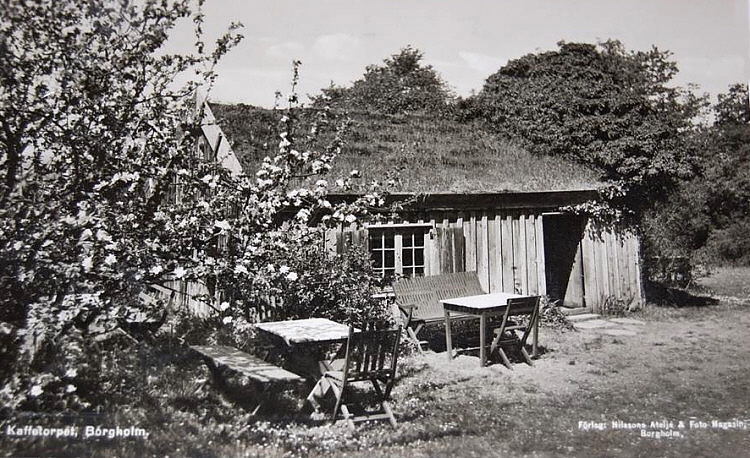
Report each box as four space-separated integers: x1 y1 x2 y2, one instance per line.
307 324 402 428
489 296 540 370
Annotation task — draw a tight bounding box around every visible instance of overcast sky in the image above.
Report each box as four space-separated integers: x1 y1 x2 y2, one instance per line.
170 0 750 107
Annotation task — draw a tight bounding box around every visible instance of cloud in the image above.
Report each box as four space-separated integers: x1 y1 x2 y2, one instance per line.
459 51 506 75
312 33 361 61
266 40 305 58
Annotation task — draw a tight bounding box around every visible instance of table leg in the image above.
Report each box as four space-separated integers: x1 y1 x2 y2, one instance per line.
533 309 539 358
445 309 453 361
479 313 487 367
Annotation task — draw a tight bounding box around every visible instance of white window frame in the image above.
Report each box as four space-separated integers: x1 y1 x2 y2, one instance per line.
367 224 431 278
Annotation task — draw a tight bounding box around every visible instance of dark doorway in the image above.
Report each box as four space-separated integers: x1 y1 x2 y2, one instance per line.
543 214 586 308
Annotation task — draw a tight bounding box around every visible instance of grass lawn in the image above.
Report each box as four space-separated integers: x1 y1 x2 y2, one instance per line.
4 284 750 457
696 266 750 298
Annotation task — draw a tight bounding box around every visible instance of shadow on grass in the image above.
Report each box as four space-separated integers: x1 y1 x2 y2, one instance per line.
412 321 553 363
644 280 720 307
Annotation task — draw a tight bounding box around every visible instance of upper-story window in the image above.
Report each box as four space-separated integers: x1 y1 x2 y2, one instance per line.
368 226 428 279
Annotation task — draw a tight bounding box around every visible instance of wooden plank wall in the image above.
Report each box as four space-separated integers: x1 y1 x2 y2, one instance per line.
581 223 643 312
331 209 644 311
407 209 547 296
459 210 546 296
165 279 212 317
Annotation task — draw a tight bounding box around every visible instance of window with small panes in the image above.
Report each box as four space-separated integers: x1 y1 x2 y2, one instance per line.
368 227 427 279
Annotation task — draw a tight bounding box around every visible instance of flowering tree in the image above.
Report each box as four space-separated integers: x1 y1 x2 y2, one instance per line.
0 0 387 410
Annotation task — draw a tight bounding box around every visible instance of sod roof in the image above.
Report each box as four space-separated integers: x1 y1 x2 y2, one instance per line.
209 103 603 194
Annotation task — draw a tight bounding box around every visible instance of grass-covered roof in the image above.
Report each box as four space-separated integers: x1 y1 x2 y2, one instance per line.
210 103 602 194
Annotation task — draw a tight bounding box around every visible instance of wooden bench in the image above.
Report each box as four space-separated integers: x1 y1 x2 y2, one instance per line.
190 345 304 415
393 272 486 354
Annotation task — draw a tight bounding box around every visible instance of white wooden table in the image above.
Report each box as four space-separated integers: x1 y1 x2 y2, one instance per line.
255 318 355 378
440 293 536 367
255 318 352 345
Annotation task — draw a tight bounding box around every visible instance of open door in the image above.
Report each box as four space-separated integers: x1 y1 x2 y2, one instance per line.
543 214 586 309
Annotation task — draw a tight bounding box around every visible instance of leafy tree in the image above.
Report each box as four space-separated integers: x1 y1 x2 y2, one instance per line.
470 40 708 220
312 46 454 115
714 83 750 126
643 83 750 267
0 0 388 411
697 83 750 265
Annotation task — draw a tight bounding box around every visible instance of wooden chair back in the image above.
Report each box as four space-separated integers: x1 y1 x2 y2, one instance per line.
328 323 402 427
506 296 541 320
491 295 541 368
340 324 402 384
393 272 485 323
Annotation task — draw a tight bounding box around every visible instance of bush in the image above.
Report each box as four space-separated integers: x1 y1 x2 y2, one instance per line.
538 296 575 331
599 295 641 316
645 256 693 288
701 218 750 266
277 242 394 328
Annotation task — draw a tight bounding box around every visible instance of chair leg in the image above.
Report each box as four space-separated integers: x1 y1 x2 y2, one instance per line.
330 378 345 424
496 347 513 370
339 404 355 429
250 397 265 416
383 379 395 399
382 401 397 428
490 331 502 355
306 377 332 413
406 326 425 355
371 378 384 397
520 347 534 366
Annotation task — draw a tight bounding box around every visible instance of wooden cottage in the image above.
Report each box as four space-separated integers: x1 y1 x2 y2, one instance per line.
327 191 643 313
206 103 644 314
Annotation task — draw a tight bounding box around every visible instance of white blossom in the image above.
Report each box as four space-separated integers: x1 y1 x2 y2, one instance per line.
96 229 112 242
149 265 164 275
81 256 93 272
29 385 43 397
219 301 230 311
286 272 298 281
173 266 186 279
79 228 93 242
214 220 231 231
104 254 117 266
296 209 310 222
